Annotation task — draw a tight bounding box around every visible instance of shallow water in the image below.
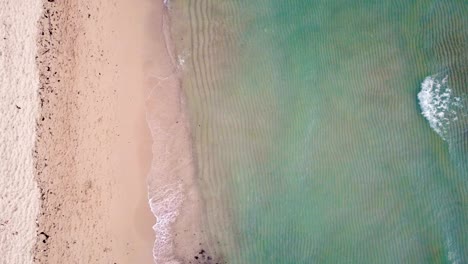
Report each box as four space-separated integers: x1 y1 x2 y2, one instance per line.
166 0 468 263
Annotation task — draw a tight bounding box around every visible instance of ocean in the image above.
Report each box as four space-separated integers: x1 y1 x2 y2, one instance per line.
161 0 468 263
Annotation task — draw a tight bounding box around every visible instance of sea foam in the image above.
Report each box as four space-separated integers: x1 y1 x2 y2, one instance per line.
417 74 464 141
148 182 184 264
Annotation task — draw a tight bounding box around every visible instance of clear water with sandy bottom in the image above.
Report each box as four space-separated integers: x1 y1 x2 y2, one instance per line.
164 0 468 262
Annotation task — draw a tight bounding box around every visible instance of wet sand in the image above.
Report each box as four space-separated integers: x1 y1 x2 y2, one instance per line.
145 2 208 263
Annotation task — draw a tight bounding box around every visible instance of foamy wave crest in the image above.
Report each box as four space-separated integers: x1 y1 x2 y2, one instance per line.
149 182 184 264
417 74 464 141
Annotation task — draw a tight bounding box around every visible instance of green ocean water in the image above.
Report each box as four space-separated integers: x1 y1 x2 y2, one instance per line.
168 0 468 263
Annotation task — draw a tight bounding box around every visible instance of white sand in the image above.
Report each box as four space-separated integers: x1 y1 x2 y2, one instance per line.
0 1 42 263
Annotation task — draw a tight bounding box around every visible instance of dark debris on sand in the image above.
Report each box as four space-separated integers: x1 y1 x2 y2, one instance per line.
187 248 226 264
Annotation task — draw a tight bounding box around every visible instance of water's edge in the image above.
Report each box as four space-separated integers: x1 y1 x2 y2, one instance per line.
146 1 201 263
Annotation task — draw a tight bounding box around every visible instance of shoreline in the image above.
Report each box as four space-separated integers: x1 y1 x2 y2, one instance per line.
146 3 207 263
34 0 158 262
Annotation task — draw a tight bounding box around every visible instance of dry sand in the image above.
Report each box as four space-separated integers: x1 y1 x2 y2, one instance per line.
0 1 42 263
34 0 160 263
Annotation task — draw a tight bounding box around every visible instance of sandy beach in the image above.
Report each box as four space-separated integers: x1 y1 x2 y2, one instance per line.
0 1 42 263
0 0 206 263
34 0 160 263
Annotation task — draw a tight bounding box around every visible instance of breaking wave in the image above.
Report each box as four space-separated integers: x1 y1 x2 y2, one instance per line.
417 73 464 141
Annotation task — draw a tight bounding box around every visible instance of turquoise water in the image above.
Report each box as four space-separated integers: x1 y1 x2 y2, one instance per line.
168 0 468 263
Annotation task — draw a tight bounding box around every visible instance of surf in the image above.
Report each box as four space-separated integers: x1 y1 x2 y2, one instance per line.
417 73 464 141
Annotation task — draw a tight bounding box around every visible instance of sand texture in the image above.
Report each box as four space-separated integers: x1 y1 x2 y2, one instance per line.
34 0 157 263
0 1 42 263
